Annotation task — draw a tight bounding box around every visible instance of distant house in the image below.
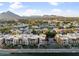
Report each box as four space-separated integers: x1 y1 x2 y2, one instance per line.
55 33 79 47
3 34 14 45
13 24 30 34
55 34 69 46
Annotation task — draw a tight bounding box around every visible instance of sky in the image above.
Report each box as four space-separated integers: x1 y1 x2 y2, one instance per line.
0 2 79 17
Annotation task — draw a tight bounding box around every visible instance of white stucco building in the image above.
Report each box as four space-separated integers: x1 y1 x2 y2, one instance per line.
0 33 46 47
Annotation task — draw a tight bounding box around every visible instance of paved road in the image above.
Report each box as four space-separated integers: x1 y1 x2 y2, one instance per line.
0 49 79 53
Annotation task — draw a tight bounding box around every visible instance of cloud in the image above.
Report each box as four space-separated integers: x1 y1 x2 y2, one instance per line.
8 7 79 17
22 9 55 16
23 9 43 16
51 9 62 15
50 9 70 16
48 2 59 6
50 9 79 17
22 8 76 17
23 8 79 17
9 2 23 10
0 3 3 6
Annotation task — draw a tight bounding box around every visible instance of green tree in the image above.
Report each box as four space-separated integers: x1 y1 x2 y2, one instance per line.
45 30 57 38
31 29 37 34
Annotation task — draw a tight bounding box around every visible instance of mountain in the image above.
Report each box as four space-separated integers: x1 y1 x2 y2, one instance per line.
0 11 78 21
0 11 21 21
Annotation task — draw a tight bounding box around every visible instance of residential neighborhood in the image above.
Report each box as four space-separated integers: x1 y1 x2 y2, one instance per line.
0 14 79 49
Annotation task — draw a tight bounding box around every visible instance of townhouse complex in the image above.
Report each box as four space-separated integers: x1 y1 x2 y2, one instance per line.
0 17 79 49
